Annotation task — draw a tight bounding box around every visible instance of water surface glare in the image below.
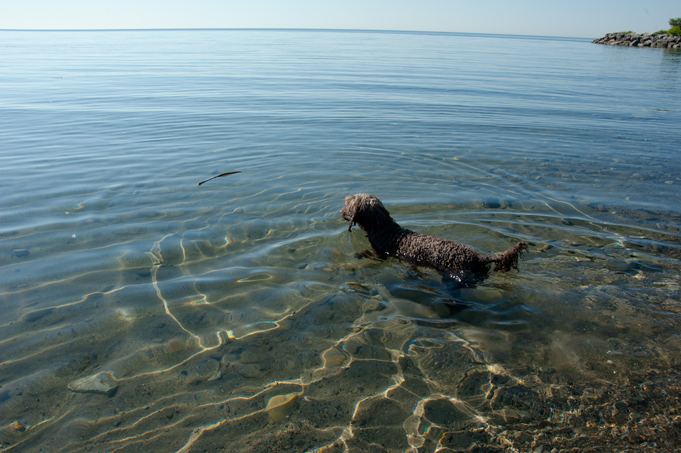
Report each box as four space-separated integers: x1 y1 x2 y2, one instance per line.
1 29 680 452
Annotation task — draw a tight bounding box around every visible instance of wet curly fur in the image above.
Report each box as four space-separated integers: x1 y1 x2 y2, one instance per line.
341 193 528 283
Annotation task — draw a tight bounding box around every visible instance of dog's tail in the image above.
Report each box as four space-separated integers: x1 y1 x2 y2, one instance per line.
486 241 528 272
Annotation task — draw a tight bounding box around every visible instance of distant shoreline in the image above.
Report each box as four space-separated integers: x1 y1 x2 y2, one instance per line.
0 28 590 40
593 32 681 48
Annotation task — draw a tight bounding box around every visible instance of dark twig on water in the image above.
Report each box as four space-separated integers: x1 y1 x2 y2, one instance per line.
198 171 241 186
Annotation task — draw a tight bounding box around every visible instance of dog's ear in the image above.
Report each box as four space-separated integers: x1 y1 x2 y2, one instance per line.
345 207 356 231
342 195 359 231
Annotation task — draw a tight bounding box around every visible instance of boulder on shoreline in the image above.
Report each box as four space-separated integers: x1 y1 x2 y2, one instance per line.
593 32 681 48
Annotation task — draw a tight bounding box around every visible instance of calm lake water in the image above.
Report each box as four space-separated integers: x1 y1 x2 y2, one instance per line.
1 29 680 452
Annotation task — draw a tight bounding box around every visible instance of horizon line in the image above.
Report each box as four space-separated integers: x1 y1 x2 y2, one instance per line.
0 27 592 40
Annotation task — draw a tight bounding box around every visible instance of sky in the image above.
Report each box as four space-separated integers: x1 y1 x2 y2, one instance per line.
1 0 679 38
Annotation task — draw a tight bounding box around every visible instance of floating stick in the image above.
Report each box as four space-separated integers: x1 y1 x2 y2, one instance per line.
197 171 241 186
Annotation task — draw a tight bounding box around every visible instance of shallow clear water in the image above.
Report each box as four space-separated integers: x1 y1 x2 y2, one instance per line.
0 30 680 452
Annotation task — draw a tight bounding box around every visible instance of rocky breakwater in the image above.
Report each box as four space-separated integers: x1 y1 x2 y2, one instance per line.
593 32 681 48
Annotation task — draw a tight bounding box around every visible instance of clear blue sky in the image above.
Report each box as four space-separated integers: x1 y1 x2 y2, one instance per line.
1 0 679 38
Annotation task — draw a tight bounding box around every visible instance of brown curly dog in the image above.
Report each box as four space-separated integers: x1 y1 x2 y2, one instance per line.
341 193 528 284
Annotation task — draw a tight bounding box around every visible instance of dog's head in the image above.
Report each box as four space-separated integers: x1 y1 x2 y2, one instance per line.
341 193 394 233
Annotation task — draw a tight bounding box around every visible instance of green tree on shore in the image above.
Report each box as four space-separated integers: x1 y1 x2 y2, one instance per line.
663 17 681 35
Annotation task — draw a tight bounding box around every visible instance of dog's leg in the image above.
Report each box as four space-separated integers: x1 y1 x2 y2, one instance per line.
354 249 383 260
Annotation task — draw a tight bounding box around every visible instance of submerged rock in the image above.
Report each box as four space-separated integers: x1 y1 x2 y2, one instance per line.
10 421 26 432
482 198 501 209
68 371 119 396
266 393 298 422
13 249 29 258
181 359 221 383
